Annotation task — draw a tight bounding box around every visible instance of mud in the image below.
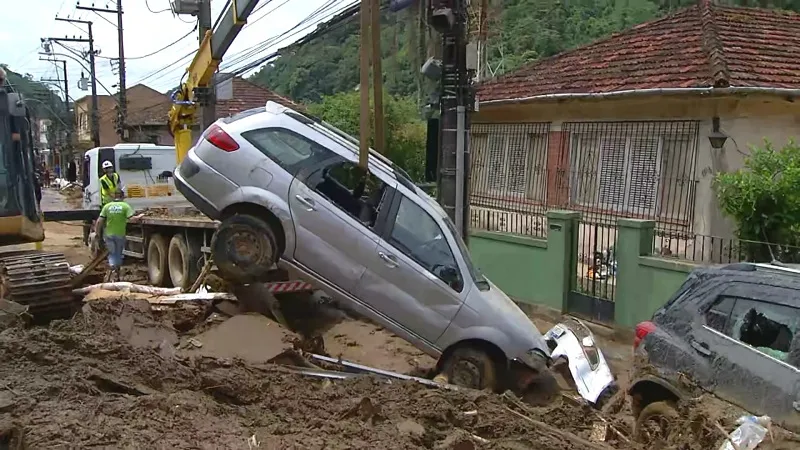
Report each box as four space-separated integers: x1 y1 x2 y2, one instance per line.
0 298 640 449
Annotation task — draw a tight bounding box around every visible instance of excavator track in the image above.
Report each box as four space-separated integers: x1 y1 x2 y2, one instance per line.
0 251 77 321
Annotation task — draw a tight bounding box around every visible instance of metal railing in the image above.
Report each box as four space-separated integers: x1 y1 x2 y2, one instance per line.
654 231 800 265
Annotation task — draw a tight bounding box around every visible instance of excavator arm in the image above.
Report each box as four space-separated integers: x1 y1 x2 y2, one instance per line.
168 0 263 164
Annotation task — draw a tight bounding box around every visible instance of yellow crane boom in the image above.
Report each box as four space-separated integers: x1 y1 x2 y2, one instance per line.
168 0 263 164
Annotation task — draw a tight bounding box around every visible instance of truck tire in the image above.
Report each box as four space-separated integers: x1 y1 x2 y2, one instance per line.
212 214 278 284
168 233 201 291
147 234 171 287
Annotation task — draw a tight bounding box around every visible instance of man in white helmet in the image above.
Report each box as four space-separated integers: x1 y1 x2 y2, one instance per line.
99 160 121 206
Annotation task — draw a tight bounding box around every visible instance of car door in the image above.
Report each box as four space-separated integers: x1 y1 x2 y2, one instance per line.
353 190 467 345
691 283 800 430
289 158 396 294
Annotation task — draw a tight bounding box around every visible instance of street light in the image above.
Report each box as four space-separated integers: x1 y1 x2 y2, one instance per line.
709 116 728 150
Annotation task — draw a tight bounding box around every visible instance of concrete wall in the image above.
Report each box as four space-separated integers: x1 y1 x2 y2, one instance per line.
473 95 800 240
469 210 697 329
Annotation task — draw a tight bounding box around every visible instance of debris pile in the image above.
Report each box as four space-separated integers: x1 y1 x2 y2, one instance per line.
0 298 634 449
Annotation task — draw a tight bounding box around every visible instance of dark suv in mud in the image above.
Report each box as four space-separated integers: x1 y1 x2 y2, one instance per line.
628 263 800 440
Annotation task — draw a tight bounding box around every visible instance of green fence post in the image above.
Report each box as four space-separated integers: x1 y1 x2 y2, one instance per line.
615 218 655 327
545 210 580 313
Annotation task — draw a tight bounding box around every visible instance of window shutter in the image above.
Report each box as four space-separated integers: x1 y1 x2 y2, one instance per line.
627 138 661 213
598 138 627 208
506 133 528 195
486 134 506 193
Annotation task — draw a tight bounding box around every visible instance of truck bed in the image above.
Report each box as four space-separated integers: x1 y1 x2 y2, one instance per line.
128 206 219 229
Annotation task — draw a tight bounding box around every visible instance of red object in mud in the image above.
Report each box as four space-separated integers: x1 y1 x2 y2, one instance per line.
204 124 240 152
634 321 656 349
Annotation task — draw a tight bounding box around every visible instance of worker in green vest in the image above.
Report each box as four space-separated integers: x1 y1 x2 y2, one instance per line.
99 160 121 206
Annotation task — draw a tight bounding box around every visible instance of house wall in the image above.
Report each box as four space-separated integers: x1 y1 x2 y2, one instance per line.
74 97 117 147
473 95 800 239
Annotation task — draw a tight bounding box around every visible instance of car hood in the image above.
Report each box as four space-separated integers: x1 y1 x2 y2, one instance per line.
473 280 551 357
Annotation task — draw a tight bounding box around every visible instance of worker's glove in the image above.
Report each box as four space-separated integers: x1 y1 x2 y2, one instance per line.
89 232 104 255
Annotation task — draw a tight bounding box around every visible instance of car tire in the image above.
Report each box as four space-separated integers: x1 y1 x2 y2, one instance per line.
634 401 679 443
441 347 500 391
212 214 278 284
168 233 200 291
147 234 171 287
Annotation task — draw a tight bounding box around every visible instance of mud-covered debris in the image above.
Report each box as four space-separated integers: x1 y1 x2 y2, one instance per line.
88 370 157 396
340 396 385 424
396 418 425 437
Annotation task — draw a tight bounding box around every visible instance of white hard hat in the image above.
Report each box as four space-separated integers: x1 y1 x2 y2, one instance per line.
102 160 113 169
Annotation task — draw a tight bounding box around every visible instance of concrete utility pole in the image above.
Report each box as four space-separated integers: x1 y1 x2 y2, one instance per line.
40 58 72 152
358 0 371 168
77 2 128 142
46 20 101 147
370 0 385 154
431 0 472 239
198 0 217 130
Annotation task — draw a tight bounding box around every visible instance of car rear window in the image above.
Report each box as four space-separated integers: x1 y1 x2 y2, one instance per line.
241 128 330 173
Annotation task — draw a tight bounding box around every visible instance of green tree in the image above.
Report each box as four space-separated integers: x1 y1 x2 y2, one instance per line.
715 139 800 262
308 91 426 181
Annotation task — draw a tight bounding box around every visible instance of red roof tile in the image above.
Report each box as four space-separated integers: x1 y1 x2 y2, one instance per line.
215 77 305 119
477 2 800 102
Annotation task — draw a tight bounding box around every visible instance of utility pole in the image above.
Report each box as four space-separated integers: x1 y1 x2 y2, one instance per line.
198 0 216 130
430 0 472 239
40 58 72 155
370 0 385 153
77 2 127 142
358 0 371 169
45 22 100 147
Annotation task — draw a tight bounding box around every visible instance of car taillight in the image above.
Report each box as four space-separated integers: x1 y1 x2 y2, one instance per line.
204 124 239 152
634 321 656 350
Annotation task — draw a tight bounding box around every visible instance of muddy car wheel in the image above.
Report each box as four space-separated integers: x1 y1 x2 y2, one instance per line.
212 214 278 284
442 347 499 391
634 401 678 443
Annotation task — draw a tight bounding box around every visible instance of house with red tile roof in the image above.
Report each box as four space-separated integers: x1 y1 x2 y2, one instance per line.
470 0 800 261
124 75 303 145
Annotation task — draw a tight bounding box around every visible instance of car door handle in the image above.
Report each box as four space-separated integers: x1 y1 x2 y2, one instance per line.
690 340 712 356
378 251 398 268
294 195 316 211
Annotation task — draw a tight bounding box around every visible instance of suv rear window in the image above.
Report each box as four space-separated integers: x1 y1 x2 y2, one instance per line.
241 128 329 173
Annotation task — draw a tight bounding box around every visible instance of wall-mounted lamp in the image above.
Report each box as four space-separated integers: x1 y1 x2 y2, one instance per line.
708 116 728 150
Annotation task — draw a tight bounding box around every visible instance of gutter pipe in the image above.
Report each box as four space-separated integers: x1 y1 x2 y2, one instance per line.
478 86 800 106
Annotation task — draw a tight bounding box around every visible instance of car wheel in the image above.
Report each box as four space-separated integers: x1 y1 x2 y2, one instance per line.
147 234 171 287
634 401 679 443
442 347 499 391
212 214 278 284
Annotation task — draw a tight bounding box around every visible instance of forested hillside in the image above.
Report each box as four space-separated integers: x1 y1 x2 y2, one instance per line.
250 0 800 103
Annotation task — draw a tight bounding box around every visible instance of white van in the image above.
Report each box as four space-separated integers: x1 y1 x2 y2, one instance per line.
82 143 190 210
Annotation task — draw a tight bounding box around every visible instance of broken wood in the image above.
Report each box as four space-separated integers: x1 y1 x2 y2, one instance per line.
187 257 214 293
71 249 108 287
149 293 236 305
502 403 611 450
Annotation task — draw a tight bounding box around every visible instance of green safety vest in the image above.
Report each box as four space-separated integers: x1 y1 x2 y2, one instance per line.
99 172 120 205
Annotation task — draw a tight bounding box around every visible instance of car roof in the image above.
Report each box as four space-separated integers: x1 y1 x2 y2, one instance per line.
682 263 800 306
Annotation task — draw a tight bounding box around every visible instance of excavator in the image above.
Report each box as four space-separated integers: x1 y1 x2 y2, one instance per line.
0 87 74 319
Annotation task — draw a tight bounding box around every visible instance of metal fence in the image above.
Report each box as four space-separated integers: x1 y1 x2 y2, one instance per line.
469 122 551 238
654 231 800 265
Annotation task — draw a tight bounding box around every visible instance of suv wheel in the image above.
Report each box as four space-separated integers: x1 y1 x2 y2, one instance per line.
634 401 678 443
212 214 278 284
442 347 499 391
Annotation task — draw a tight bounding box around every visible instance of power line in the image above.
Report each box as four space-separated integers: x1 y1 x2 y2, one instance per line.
95 26 196 60
145 0 171 13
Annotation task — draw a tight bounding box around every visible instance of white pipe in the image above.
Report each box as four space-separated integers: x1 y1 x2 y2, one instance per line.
73 282 182 296
478 86 800 106
150 293 235 304
455 106 466 237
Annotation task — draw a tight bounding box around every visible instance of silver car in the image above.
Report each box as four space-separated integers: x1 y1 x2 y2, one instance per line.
174 101 555 397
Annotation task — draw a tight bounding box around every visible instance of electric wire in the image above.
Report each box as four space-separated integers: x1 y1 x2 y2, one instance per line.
145 0 171 14
95 26 197 60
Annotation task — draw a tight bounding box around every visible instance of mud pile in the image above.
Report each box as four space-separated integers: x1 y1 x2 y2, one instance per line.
0 299 637 450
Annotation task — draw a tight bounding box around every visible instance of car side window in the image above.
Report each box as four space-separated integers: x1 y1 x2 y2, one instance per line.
310 161 388 229
240 128 328 174
711 297 798 368
704 296 736 333
389 196 463 292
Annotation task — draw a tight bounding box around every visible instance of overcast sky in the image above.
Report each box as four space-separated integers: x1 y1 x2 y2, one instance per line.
1 0 353 102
